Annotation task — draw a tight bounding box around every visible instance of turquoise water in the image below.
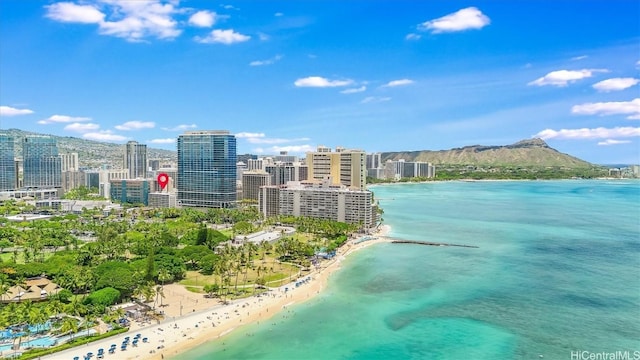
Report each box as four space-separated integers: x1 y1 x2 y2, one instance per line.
178 180 640 360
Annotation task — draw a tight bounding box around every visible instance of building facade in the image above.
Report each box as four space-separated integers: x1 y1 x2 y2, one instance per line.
242 171 271 201
306 146 366 190
277 180 373 227
124 141 148 179
109 179 150 205
0 134 16 191
177 130 237 208
22 135 62 189
60 153 79 172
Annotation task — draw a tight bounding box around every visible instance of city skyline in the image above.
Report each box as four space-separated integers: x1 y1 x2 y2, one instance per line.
0 1 639 164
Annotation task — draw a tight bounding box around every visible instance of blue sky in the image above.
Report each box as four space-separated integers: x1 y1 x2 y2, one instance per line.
0 0 638 164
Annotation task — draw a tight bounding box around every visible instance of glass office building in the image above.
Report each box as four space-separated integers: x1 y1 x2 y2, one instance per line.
124 141 147 179
177 130 237 208
23 135 62 189
0 134 16 191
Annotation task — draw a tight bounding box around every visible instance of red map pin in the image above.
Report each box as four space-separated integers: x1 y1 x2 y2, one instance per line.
157 173 169 191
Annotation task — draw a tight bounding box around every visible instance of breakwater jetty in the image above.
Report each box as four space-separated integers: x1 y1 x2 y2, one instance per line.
391 240 478 248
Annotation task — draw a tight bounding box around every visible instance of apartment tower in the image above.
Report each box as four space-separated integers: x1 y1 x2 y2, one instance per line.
124 141 147 179
177 130 237 208
22 135 62 189
0 134 16 191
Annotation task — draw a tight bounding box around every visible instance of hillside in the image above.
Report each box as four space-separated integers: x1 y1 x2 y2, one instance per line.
1 128 176 169
381 139 593 167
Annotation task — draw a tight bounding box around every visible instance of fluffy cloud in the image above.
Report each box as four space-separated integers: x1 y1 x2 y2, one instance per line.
195 29 250 44
571 98 640 120
528 69 608 87
188 10 218 28
45 2 104 24
418 7 490 33
534 126 640 140
161 124 197 131
64 122 99 132
294 76 353 88
249 55 283 66
340 86 367 94
361 96 391 104
38 114 91 124
115 121 155 131
82 130 128 142
0 106 34 116
592 78 639 92
148 138 175 144
597 139 632 146
382 79 414 87
405 33 421 40
45 0 182 42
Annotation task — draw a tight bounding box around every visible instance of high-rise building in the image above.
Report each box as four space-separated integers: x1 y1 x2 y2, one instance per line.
366 153 383 170
265 179 374 227
177 130 237 208
109 179 150 205
124 141 147 179
22 135 62 189
306 146 366 190
265 162 308 186
60 153 79 172
242 171 271 201
0 134 16 191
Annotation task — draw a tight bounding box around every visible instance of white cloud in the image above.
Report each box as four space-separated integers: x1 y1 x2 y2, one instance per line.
294 76 353 88
636 60 640 69
597 139 632 146
340 86 367 94
161 124 197 131
249 54 282 66
82 130 128 142
38 114 91 124
45 2 104 24
64 122 99 132
148 138 175 144
195 29 250 44
528 69 608 87
115 120 155 131
235 132 265 139
418 7 490 34
45 0 181 42
188 10 218 28
534 126 640 140
258 32 270 41
221 4 238 10
0 106 34 116
361 96 391 104
274 12 284 17
405 33 421 40
592 78 639 92
570 55 588 61
571 98 640 119
382 79 414 87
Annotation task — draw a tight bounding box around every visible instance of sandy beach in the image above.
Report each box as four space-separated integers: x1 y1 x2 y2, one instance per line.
43 225 391 360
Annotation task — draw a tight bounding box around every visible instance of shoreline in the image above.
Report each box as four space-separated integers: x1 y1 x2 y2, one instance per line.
44 225 392 360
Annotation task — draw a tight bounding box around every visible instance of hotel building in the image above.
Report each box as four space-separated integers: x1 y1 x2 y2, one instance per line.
306 146 366 190
124 141 148 179
22 135 62 189
177 130 237 208
0 134 16 191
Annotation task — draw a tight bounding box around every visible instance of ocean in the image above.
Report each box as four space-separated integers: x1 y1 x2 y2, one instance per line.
178 180 640 360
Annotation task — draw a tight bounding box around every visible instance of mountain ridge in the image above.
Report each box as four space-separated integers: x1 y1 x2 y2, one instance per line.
381 138 594 167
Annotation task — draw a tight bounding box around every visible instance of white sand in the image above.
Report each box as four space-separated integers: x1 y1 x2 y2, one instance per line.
43 225 391 360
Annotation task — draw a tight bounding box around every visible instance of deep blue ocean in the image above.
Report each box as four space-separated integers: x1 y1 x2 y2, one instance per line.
178 180 640 360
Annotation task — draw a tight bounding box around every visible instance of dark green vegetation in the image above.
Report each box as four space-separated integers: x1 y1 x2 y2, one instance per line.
0 199 362 358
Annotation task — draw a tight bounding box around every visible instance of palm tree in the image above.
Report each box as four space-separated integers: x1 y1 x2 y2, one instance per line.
60 317 78 340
